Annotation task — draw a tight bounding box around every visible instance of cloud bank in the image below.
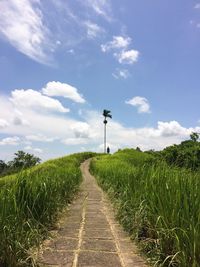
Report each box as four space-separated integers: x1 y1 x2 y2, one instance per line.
0 86 200 160
126 96 151 113
101 35 139 65
0 0 53 64
42 81 85 103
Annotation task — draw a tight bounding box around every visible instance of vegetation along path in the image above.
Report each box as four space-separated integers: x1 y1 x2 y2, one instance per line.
36 159 148 267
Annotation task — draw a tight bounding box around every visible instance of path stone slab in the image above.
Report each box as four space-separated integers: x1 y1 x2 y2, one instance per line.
87 197 102 201
87 201 102 204
85 211 104 216
81 239 117 252
85 218 108 224
86 210 104 214
84 222 109 229
58 223 80 230
58 227 79 238
83 229 113 240
85 213 105 220
77 251 122 267
47 238 78 251
67 213 82 218
63 216 82 224
38 249 74 265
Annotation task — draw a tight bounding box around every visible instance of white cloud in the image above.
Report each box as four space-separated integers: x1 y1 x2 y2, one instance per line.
0 99 83 139
11 109 30 126
33 148 43 153
60 121 91 145
126 96 151 113
194 3 200 9
84 21 104 39
0 93 91 145
0 0 114 65
13 116 29 126
61 138 88 145
25 134 56 142
42 81 85 103
83 110 200 152
112 69 130 79
23 140 32 145
0 119 9 129
1 93 200 158
71 122 90 138
156 121 191 137
0 136 20 145
115 49 139 64
101 36 131 52
0 0 53 65
68 49 75 54
24 145 43 154
82 0 112 20
10 89 69 113
101 36 139 65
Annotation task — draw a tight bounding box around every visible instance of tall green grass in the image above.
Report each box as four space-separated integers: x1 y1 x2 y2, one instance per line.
91 149 200 266
0 152 95 267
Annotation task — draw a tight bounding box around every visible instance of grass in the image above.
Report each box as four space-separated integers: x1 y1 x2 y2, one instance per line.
0 173 17 187
90 149 200 267
0 152 95 267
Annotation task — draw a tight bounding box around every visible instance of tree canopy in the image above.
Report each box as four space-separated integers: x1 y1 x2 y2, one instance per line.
0 151 41 177
158 132 200 170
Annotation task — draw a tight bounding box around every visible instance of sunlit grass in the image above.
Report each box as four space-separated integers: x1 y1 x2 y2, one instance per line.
91 149 200 267
0 152 95 267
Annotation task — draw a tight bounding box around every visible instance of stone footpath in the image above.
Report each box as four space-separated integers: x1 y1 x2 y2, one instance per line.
36 159 148 267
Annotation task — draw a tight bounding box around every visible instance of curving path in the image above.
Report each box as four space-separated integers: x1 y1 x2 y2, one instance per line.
36 159 148 267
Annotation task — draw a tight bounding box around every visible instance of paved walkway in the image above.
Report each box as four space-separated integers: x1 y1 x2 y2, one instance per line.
36 159 148 267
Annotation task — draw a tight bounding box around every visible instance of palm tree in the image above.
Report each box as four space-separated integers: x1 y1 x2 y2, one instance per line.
103 109 112 153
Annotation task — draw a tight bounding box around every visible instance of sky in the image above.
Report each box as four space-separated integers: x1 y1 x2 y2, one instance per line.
0 0 200 161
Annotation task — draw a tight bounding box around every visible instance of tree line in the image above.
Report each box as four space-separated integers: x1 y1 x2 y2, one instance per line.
146 132 200 170
0 150 41 177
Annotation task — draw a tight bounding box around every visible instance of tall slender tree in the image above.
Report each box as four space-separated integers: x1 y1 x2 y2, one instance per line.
103 109 112 153
190 132 199 142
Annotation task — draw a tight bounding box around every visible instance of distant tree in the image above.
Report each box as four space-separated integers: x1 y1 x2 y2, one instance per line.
0 151 41 177
9 150 41 169
190 132 199 142
136 147 141 152
160 135 200 170
0 160 7 174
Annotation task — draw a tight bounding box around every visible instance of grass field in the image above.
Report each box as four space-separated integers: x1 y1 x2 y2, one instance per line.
91 149 200 267
0 152 95 267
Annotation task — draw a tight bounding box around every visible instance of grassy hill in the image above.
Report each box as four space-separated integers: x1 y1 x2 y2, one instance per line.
0 152 95 267
1 143 199 267
91 149 200 267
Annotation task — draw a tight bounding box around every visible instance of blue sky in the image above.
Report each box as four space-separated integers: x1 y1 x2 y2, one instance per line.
0 0 200 161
